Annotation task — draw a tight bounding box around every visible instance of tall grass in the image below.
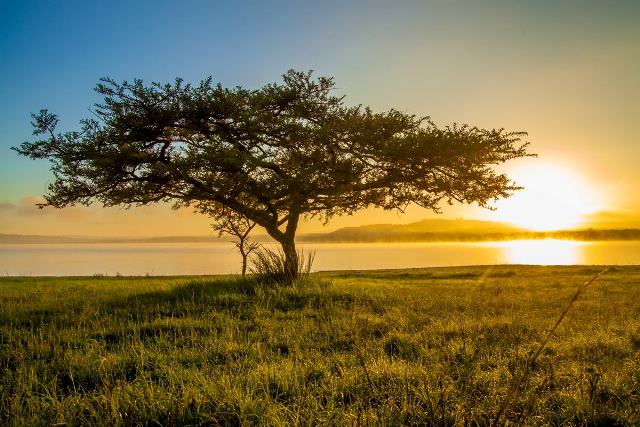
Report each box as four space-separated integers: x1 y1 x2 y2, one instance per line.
249 247 315 285
492 267 611 426
1 266 639 425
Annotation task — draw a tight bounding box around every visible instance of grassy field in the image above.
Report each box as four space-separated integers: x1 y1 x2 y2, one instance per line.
1 265 640 425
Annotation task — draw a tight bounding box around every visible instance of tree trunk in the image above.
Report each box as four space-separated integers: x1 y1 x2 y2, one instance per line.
265 211 300 283
280 235 298 281
241 253 247 277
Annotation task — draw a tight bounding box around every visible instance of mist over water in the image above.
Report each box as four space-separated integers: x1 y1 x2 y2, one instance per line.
1 240 639 276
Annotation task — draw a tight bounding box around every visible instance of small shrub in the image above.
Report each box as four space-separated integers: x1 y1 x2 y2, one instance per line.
249 247 314 285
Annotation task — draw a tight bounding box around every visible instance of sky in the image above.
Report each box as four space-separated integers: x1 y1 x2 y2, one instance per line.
1 0 639 236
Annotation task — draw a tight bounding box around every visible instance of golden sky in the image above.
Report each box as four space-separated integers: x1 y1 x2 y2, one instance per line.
1 1 639 236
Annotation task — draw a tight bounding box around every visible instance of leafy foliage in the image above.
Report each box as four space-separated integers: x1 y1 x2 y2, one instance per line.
13 70 533 277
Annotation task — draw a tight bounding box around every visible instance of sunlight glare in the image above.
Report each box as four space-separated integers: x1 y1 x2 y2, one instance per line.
489 164 602 231
498 239 585 265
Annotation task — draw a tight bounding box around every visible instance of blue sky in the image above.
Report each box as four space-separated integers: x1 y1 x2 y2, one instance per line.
1 0 639 235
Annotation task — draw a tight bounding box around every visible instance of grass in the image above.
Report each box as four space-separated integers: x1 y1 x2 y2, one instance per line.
1 265 640 425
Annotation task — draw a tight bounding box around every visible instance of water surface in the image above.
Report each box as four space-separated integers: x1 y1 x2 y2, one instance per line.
1 240 639 276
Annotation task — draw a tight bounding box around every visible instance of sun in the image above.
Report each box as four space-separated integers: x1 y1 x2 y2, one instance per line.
487 163 602 231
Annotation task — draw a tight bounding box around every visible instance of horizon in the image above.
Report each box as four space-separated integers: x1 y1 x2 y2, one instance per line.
4 215 640 240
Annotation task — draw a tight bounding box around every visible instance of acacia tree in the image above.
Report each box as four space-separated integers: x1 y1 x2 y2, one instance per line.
14 70 532 279
211 209 260 277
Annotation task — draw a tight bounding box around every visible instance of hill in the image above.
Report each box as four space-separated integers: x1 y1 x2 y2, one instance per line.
300 218 523 242
4 218 640 244
300 219 640 242
0 234 222 244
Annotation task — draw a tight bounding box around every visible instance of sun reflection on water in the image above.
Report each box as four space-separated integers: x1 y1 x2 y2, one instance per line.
493 239 587 265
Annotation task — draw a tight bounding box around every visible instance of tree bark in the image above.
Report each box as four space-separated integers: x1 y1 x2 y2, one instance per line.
281 210 300 281
280 234 298 281
265 212 300 282
241 253 247 277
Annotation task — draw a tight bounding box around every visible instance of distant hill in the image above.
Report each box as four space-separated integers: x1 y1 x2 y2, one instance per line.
0 234 86 244
3 218 640 244
0 234 223 244
299 219 640 242
300 218 526 242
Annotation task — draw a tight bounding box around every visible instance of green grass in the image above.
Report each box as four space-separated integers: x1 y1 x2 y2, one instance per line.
1 265 640 425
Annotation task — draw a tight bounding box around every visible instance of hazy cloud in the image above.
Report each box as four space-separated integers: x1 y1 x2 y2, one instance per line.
14 196 93 220
16 196 46 216
583 210 640 228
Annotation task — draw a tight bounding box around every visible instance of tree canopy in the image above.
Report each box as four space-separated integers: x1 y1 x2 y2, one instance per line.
14 70 533 278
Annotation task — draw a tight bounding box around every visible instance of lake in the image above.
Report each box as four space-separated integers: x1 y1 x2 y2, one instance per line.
2 239 640 276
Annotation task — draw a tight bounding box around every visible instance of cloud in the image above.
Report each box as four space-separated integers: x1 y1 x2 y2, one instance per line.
14 196 92 220
583 210 640 229
15 196 46 216
0 202 16 211
0 196 214 237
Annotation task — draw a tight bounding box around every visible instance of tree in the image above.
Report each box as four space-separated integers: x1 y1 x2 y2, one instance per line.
211 209 260 277
14 70 533 280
